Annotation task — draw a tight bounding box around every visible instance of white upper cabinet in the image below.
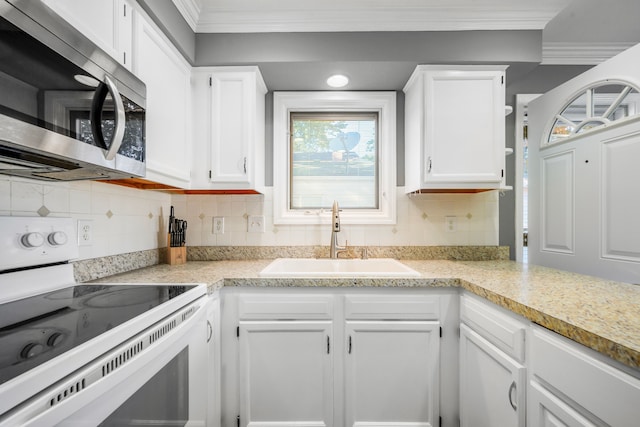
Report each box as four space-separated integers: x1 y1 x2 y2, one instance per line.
404 65 507 192
43 0 133 70
191 67 267 191
134 14 192 187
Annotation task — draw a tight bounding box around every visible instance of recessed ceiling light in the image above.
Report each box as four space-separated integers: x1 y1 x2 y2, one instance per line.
327 74 349 88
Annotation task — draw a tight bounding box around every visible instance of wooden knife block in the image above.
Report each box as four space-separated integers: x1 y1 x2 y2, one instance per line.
166 233 187 265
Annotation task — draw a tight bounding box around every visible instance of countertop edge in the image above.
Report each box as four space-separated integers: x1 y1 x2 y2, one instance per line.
88 259 640 370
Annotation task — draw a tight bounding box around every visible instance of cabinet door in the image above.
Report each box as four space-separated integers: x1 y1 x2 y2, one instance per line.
238 321 333 427
460 324 525 427
42 0 131 69
134 17 191 187
529 381 599 427
344 321 440 427
209 70 266 188
207 295 221 427
424 69 505 185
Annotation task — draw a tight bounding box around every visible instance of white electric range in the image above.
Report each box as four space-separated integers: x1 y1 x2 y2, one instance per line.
0 216 209 426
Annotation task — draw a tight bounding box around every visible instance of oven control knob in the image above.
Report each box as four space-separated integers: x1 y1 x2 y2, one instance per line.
21 232 45 248
47 231 68 246
20 343 44 360
47 332 65 347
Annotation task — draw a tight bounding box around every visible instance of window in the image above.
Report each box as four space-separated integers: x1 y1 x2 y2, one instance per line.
547 81 640 144
290 112 378 210
273 92 396 225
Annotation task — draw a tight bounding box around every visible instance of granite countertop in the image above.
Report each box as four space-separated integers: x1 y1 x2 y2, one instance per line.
91 259 640 370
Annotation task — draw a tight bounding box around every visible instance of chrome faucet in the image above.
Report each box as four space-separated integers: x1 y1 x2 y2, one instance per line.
330 200 348 259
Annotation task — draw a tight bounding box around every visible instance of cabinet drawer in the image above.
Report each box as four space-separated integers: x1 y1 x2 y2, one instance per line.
531 326 640 427
238 294 334 320
460 294 526 362
345 294 439 320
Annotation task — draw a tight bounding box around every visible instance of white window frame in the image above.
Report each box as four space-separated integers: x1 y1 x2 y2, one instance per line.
273 91 396 225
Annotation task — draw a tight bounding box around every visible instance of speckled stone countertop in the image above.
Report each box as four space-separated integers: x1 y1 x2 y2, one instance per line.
91 259 640 370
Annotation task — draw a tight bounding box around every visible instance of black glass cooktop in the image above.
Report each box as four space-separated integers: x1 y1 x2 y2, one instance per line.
0 284 197 385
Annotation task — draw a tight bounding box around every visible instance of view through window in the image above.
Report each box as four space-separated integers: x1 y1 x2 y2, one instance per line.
548 82 640 144
289 112 378 210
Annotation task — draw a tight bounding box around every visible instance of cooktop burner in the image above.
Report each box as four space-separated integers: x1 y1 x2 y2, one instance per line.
0 284 197 385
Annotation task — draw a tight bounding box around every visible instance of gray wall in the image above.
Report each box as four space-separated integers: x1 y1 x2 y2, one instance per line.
136 0 196 63
129 7 595 258
195 30 542 91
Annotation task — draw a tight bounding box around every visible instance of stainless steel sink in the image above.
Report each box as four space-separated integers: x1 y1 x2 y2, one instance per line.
258 258 421 278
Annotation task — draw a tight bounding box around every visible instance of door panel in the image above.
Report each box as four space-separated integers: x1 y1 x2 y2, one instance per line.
601 132 640 261
541 150 575 254
459 324 525 427
345 321 440 427
238 321 333 427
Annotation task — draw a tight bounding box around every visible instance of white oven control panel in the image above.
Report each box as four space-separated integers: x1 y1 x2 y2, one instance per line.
0 217 78 271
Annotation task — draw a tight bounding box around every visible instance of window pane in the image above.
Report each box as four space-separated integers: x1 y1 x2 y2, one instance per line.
549 118 574 143
560 91 587 122
546 81 640 145
290 113 378 209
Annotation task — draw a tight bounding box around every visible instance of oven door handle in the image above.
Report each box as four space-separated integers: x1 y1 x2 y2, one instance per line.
91 75 126 161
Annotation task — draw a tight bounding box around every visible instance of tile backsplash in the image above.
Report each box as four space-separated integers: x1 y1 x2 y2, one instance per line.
172 187 499 247
1 177 172 260
1 177 499 261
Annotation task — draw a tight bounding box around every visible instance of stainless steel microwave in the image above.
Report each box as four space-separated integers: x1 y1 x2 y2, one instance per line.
0 0 145 181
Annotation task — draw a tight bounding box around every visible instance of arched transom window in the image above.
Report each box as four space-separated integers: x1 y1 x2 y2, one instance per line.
548 81 640 144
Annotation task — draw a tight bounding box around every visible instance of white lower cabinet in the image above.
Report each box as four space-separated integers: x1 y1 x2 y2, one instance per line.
459 324 526 427
459 294 527 427
238 320 334 427
207 293 221 427
223 289 447 427
528 381 598 427
221 288 640 427
529 326 640 427
345 320 440 427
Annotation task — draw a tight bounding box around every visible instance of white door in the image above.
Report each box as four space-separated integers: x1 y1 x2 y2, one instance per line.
424 69 505 185
134 17 191 187
238 321 333 427
207 295 221 427
43 0 123 66
344 321 440 427
459 324 526 427
209 71 255 185
526 44 640 283
528 381 598 427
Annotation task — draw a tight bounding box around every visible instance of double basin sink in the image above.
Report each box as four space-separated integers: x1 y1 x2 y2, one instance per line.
258 258 421 278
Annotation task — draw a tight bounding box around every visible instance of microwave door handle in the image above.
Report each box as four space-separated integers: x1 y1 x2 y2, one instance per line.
90 76 126 161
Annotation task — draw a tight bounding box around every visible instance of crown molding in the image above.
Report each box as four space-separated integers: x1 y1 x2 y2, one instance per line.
192 7 561 33
172 0 201 32
542 42 637 65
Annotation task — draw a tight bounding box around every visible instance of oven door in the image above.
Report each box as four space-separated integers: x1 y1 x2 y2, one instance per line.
1 298 208 427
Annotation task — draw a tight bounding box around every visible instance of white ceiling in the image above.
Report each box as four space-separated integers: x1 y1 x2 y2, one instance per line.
173 0 640 65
